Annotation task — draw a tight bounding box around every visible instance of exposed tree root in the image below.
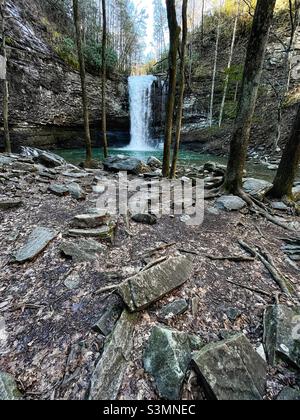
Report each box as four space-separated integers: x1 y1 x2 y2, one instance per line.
226 279 272 298
238 240 296 297
206 254 255 262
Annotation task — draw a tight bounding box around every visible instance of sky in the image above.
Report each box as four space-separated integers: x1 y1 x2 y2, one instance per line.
132 0 155 57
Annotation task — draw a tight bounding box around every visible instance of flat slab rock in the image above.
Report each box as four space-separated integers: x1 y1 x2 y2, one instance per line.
103 155 150 175
192 333 267 400
264 304 300 369
243 178 272 198
0 372 21 400
72 213 110 229
89 310 138 400
118 256 193 312
60 239 106 262
215 195 246 211
13 227 57 263
144 325 192 400
0 200 23 210
67 225 114 240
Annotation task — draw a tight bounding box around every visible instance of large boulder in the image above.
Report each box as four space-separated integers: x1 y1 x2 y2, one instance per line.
192 334 267 400
13 227 57 263
89 310 138 400
243 178 272 199
147 156 162 169
215 195 246 211
21 147 66 168
103 155 150 175
144 326 192 400
118 256 193 312
263 305 300 369
0 372 21 400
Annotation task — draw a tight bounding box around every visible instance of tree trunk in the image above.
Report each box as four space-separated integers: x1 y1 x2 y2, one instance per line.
209 17 221 128
73 0 92 167
102 0 108 158
1 0 11 153
201 0 205 49
224 0 276 194
170 0 188 179
268 104 300 199
162 0 181 178
219 6 238 127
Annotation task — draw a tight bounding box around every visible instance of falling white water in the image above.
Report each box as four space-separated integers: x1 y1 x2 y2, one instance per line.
127 75 157 151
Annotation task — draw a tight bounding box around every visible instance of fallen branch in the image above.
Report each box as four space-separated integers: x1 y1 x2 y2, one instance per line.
206 254 255 262
226 279 272 297
143 242 176 257
238 240 294 296
141 256 168 272
94 284 119 295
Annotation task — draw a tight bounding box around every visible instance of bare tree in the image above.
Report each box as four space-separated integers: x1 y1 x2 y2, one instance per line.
73 0 93 167
162 0 181 178
171 0 188 179
0 0 10 153
224 0 277 194
209 14 221 128
102 0 108 158
268 103 300 199
219 1 239 127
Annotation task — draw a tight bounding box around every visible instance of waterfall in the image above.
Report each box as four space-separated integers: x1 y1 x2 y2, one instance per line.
127 75 157 151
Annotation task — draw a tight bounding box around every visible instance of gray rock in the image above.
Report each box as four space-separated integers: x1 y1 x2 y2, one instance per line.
92 296 124 336
271 201 289 211
14 227 57 263
215 195 246 211
263 304 300 369
243 178 272 199
277 387 300 401
21 147 66 168
11 161 37 172
192 334 267 400
67 225 114 240
49 184 69 197
0 372 21 400
131 213 157 225
293 185 300 199
203 162 217 172
147 156 162 169
62 170 89 178
0 156 15 166
72 213 110 229
64 274 80 290
0 200 23 210
144 325 191 400
67 182 85 200
103 155 150 175
159 299 189 319
60 239 106 262
89 310 138 400
206 207 220 216
118 256 193 312
224 307 242 322
92 185 106 194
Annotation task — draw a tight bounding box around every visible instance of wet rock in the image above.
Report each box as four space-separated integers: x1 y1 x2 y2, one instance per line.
159 299 189 320
48 184 69 197
0 200 23 210
13 227 57 263
92 296 124 336
147 156 162 169
215 195 246 211
144 325 191 400
131 213 157 225
0 372 21 400
263 304 300 369
67 225 114 240
89 310 138 400
192 334 267 400
64 274 80 290
277 387 300 401
243 178 272 199
203 162 217 172
72 213 110 229
118 256 193 312
60 239 106 262
103 155 150 175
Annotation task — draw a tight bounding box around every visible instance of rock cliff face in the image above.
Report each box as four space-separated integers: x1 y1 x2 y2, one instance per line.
0 0 129 151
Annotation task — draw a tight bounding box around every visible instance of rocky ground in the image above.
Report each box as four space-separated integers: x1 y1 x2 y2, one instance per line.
0 149 300 401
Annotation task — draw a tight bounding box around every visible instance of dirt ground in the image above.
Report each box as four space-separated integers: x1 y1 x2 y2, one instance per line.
0 163 299 400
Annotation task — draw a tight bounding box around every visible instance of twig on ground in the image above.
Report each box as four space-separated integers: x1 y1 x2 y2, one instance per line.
206 254 255 262
226 279 272 297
